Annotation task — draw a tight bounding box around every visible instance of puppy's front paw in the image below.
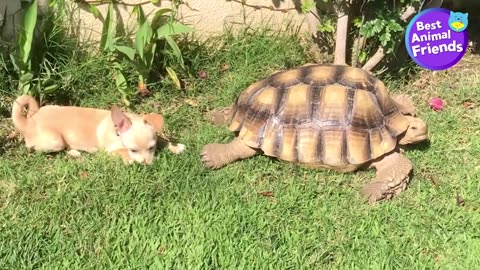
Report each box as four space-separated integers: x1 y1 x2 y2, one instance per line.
111 148 135 165
67 149 82 158
168 142 186 154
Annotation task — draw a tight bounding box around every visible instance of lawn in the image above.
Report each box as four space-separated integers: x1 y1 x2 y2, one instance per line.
1 28 480 269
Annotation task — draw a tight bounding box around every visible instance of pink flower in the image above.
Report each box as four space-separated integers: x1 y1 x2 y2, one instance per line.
429 97 445 111
198 70 208 79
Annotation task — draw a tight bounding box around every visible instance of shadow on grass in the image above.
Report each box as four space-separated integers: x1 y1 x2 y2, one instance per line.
404 140 431 153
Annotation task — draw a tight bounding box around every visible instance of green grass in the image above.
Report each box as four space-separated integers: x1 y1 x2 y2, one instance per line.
1 27 480 269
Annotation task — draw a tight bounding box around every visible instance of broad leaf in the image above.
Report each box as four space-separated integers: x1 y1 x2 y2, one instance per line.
135 22 153 62
115 69 130 106
151 8 173 30
88 4 100 19
100 4 117 52
165 36 184 67
166 67 181 89
17 0 37 66
136 4 147 25
115 45 136 61
19 72 34 82
156 22 194 38
145 42 157 71
43 84 60 94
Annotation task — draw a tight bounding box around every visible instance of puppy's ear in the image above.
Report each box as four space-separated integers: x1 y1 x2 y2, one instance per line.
111 105 132 134
143 113 164 133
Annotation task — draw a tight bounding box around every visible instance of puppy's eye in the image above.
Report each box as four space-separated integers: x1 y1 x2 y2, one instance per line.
130 149 138 153
149 146 155 151
411 126 417 130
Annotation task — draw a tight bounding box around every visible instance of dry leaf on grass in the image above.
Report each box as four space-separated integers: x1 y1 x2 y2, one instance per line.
220 63 230 72
257 191 274 197
456 192 465 207
184 98 199 107
463 101 475 109
6 130 17 140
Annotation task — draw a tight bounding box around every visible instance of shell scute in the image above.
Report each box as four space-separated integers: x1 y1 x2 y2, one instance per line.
316 84 349 126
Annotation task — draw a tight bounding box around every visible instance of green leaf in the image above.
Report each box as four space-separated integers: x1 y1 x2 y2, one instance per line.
43 84 60 94
115 45 136 61
371 22 384 34
100 3 117 52
145 42 157 71
17 0 37 67
10 53 21 72
134 5 153 62
115 69 130 107
135 22 153 62
136 4 147 25
88 4 101 19
380 32 391 47
151 0 160 3
301 0 315 13
20 81 31 95
317 19 334 33
359 51 368 64
353 17 363 28
131 5 140 17
165 35 184 67
165 67 181 89
156 22 194 38
19 72 34 82
151 8 173 30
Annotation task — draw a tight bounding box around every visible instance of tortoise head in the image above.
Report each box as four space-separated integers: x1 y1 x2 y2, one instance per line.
398 116 429 145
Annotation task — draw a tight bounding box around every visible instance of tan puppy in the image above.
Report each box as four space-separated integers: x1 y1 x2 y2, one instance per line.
11 95 185 164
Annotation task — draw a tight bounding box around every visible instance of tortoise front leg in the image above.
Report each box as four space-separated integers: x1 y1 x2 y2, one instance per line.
201 137 258 169
392 94 416 116
360 152 413 204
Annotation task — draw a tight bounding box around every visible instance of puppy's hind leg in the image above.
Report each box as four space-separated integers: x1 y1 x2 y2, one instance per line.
31 129 66 153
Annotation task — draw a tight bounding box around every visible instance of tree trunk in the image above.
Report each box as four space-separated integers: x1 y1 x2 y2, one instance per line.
351 36 366 67
304 2 322 62
334 0 350 65
304 4 320 39
362 46 384 71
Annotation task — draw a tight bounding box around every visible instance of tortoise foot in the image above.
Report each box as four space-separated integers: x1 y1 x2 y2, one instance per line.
361 152 413 204
361 178 408 204
201 143 229 169
201 138 258 169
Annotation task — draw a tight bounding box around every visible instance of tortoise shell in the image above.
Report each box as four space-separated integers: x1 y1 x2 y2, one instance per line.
228 64 410 167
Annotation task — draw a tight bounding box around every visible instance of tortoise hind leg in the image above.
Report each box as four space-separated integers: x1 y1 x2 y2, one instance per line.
201 137 258 169
361 152 413 204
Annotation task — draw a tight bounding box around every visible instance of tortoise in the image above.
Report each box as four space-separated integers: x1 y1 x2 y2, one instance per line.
201 64 428 203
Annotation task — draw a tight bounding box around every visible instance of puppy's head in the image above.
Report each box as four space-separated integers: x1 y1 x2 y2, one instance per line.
111 106 164 165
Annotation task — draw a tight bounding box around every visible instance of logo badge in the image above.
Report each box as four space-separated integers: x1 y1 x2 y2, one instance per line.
405 8 468 71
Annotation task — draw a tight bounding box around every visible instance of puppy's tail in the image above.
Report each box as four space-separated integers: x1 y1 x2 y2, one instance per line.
11 95 39 132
